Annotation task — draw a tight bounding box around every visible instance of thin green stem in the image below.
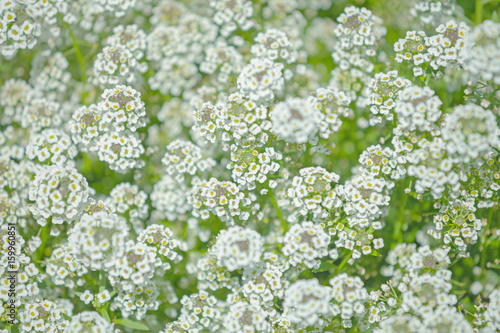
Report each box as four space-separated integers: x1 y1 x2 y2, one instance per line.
393 181 409 244
268 189 288 232
35 221 51 265
335 251 352 274
481 208 495 271
59 14 87 104
476 0 483 24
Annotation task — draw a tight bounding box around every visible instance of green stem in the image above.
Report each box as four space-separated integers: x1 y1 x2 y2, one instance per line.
335 251 352 274
476 0 483 24
84 273 98 292
481 208 495 271
59 14 87 104
35 221 51 264
393 182 409 244
268 189 288 232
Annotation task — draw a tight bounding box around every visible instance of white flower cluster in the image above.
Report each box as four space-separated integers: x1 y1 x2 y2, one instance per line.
0 78 33 126
92 24 148 87
332 6 386 73
282 221 330 269
223 301 271 332
145 14 219 96
382 244 451 287
228 145 282 189
409 0 456 26
441 103 499 163
71 85 146 172
270 86 351 145
211 225 263 271
310 86 351 138
283 278 333 328
330 171 391 258
329 274 368 328
358 145 407 180
334 6 386 53
404 137 459 198
237 57 285 104
188 177 253 224
200 38 245 83
286 166 341 220
112 282 160 320
64 311 115 333
368 70 412 123
161 140 216 181
26 129 78 166
431 199 482 255
18 299 69 332
373 269 472 332
99 86 147 133
482 289 500 332
30 51 72 95
161 291 221 332
68 212 129 270
459 20 500 84
270 97 323 144
150 174 191 222
251 29 298 64
45 245 88 288
28 165 90 226
108 182 149 233
241 257 289 308
426 20 469 70
0 1 43 58
193 93 272 149
342 172 393 228
210 0 254 37
107 239 159 291
394 31 429 76
21 97 64 133
95 131 145 173
328 67 369 109
394 85 442 132
137 224 182 270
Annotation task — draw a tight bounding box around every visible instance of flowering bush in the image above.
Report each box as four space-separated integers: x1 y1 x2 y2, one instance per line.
1 0 500 332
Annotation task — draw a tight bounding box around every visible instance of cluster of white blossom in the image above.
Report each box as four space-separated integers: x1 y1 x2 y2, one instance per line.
368 71 412 124
283 278 333 329
26 129 77 166
459 20 500 84
228 145 282 190
68 212 129 270
161 140 216 181
1 0 500 332
71 85 146 172
28 165 90 226
108 182 149 233
188 178 253 224
285 166 341 220
91 24 148 87
332 6 386 73
211 225 263 271
282 221 330 269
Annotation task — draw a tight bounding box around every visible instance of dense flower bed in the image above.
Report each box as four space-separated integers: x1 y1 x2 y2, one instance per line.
0 0 500 332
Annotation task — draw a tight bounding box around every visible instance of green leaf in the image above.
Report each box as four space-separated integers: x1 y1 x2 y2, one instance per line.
314 260 335 272
492 10 500 22
99 308 111 323
371 249 382 257
116 318 150 331
62 312 72 321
